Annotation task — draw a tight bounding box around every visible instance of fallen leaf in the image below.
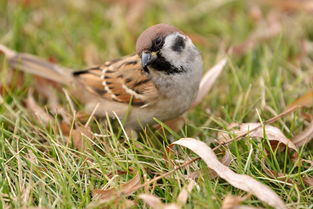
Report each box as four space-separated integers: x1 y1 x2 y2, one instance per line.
286 91 313 111
303 176 313 187
291 153 313 169
301 112 312 122
0 44 16 57
92 173 141 201
0 70 25 94
60 121 71 136
72 126 93 151
210 149 233 179
292 121 313 147
34 77 70 123
154 116 186 132
173 138 287 209
219 123 298 152
192 58 227 107
221 194 251 209
26 88 53 125
300 159 313 168
139 194 164 209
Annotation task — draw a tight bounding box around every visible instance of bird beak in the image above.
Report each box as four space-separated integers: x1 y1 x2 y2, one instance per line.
141 51 157 68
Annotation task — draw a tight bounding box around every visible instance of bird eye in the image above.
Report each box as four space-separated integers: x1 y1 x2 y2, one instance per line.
154 37 163 47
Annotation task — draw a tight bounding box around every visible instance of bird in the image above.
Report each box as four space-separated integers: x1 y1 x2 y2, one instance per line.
0 24 202 130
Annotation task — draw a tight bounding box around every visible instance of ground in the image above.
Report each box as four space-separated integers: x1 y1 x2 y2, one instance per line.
0 0 312 208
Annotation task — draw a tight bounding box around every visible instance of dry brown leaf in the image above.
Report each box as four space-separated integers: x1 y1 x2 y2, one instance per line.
185 150 232 180
0 70 25 94
154 116 186 132
192 58 227 107
219 123 298 152
138 194 164 209
60 121 71 136
173 138 287 209
292 121 313 147
300 159 313 168
303 176 313 187
26 88 53 125
286 91 313 111
92 173 141 201
221 194 252 209
34 77 70 123
72 126 93 151
291 153 313 169
301 112 312 122
210 149 233 179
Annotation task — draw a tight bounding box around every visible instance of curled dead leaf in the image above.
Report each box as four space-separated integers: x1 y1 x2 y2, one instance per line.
292 121 313 147
219 123 298 152
303 176 313 187
72 126 93 151
192 58 227 107
221 194 252 209
210 149 233 179
286 91 313 111
173 138 287 209
154 116 186 132
26 88 53 125
92 173 141 201
139 194 164 209
34 77 70 124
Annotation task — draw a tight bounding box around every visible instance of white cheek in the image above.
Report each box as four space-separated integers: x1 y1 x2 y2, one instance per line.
161 36 197 68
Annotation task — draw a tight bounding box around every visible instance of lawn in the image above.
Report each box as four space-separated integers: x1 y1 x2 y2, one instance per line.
0 0 312 208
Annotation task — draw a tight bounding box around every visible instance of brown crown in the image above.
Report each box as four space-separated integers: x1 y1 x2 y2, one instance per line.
136 24 183 55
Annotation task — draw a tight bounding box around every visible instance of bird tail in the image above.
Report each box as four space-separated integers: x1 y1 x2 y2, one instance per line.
0 44 74 85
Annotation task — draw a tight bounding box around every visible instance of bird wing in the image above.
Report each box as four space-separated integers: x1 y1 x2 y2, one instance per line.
73 55 159 107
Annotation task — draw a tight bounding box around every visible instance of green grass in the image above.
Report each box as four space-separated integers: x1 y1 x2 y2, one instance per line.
0 0 312 208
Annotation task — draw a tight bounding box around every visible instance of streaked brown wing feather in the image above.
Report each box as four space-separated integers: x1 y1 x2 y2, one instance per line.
74 55 159 107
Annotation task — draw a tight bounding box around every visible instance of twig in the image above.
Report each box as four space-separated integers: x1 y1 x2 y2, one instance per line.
213 105 299 151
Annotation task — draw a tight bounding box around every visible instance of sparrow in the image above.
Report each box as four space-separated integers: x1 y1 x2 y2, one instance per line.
0 24 202 130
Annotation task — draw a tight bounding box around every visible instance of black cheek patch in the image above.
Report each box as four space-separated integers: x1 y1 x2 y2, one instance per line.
171 36 185 53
